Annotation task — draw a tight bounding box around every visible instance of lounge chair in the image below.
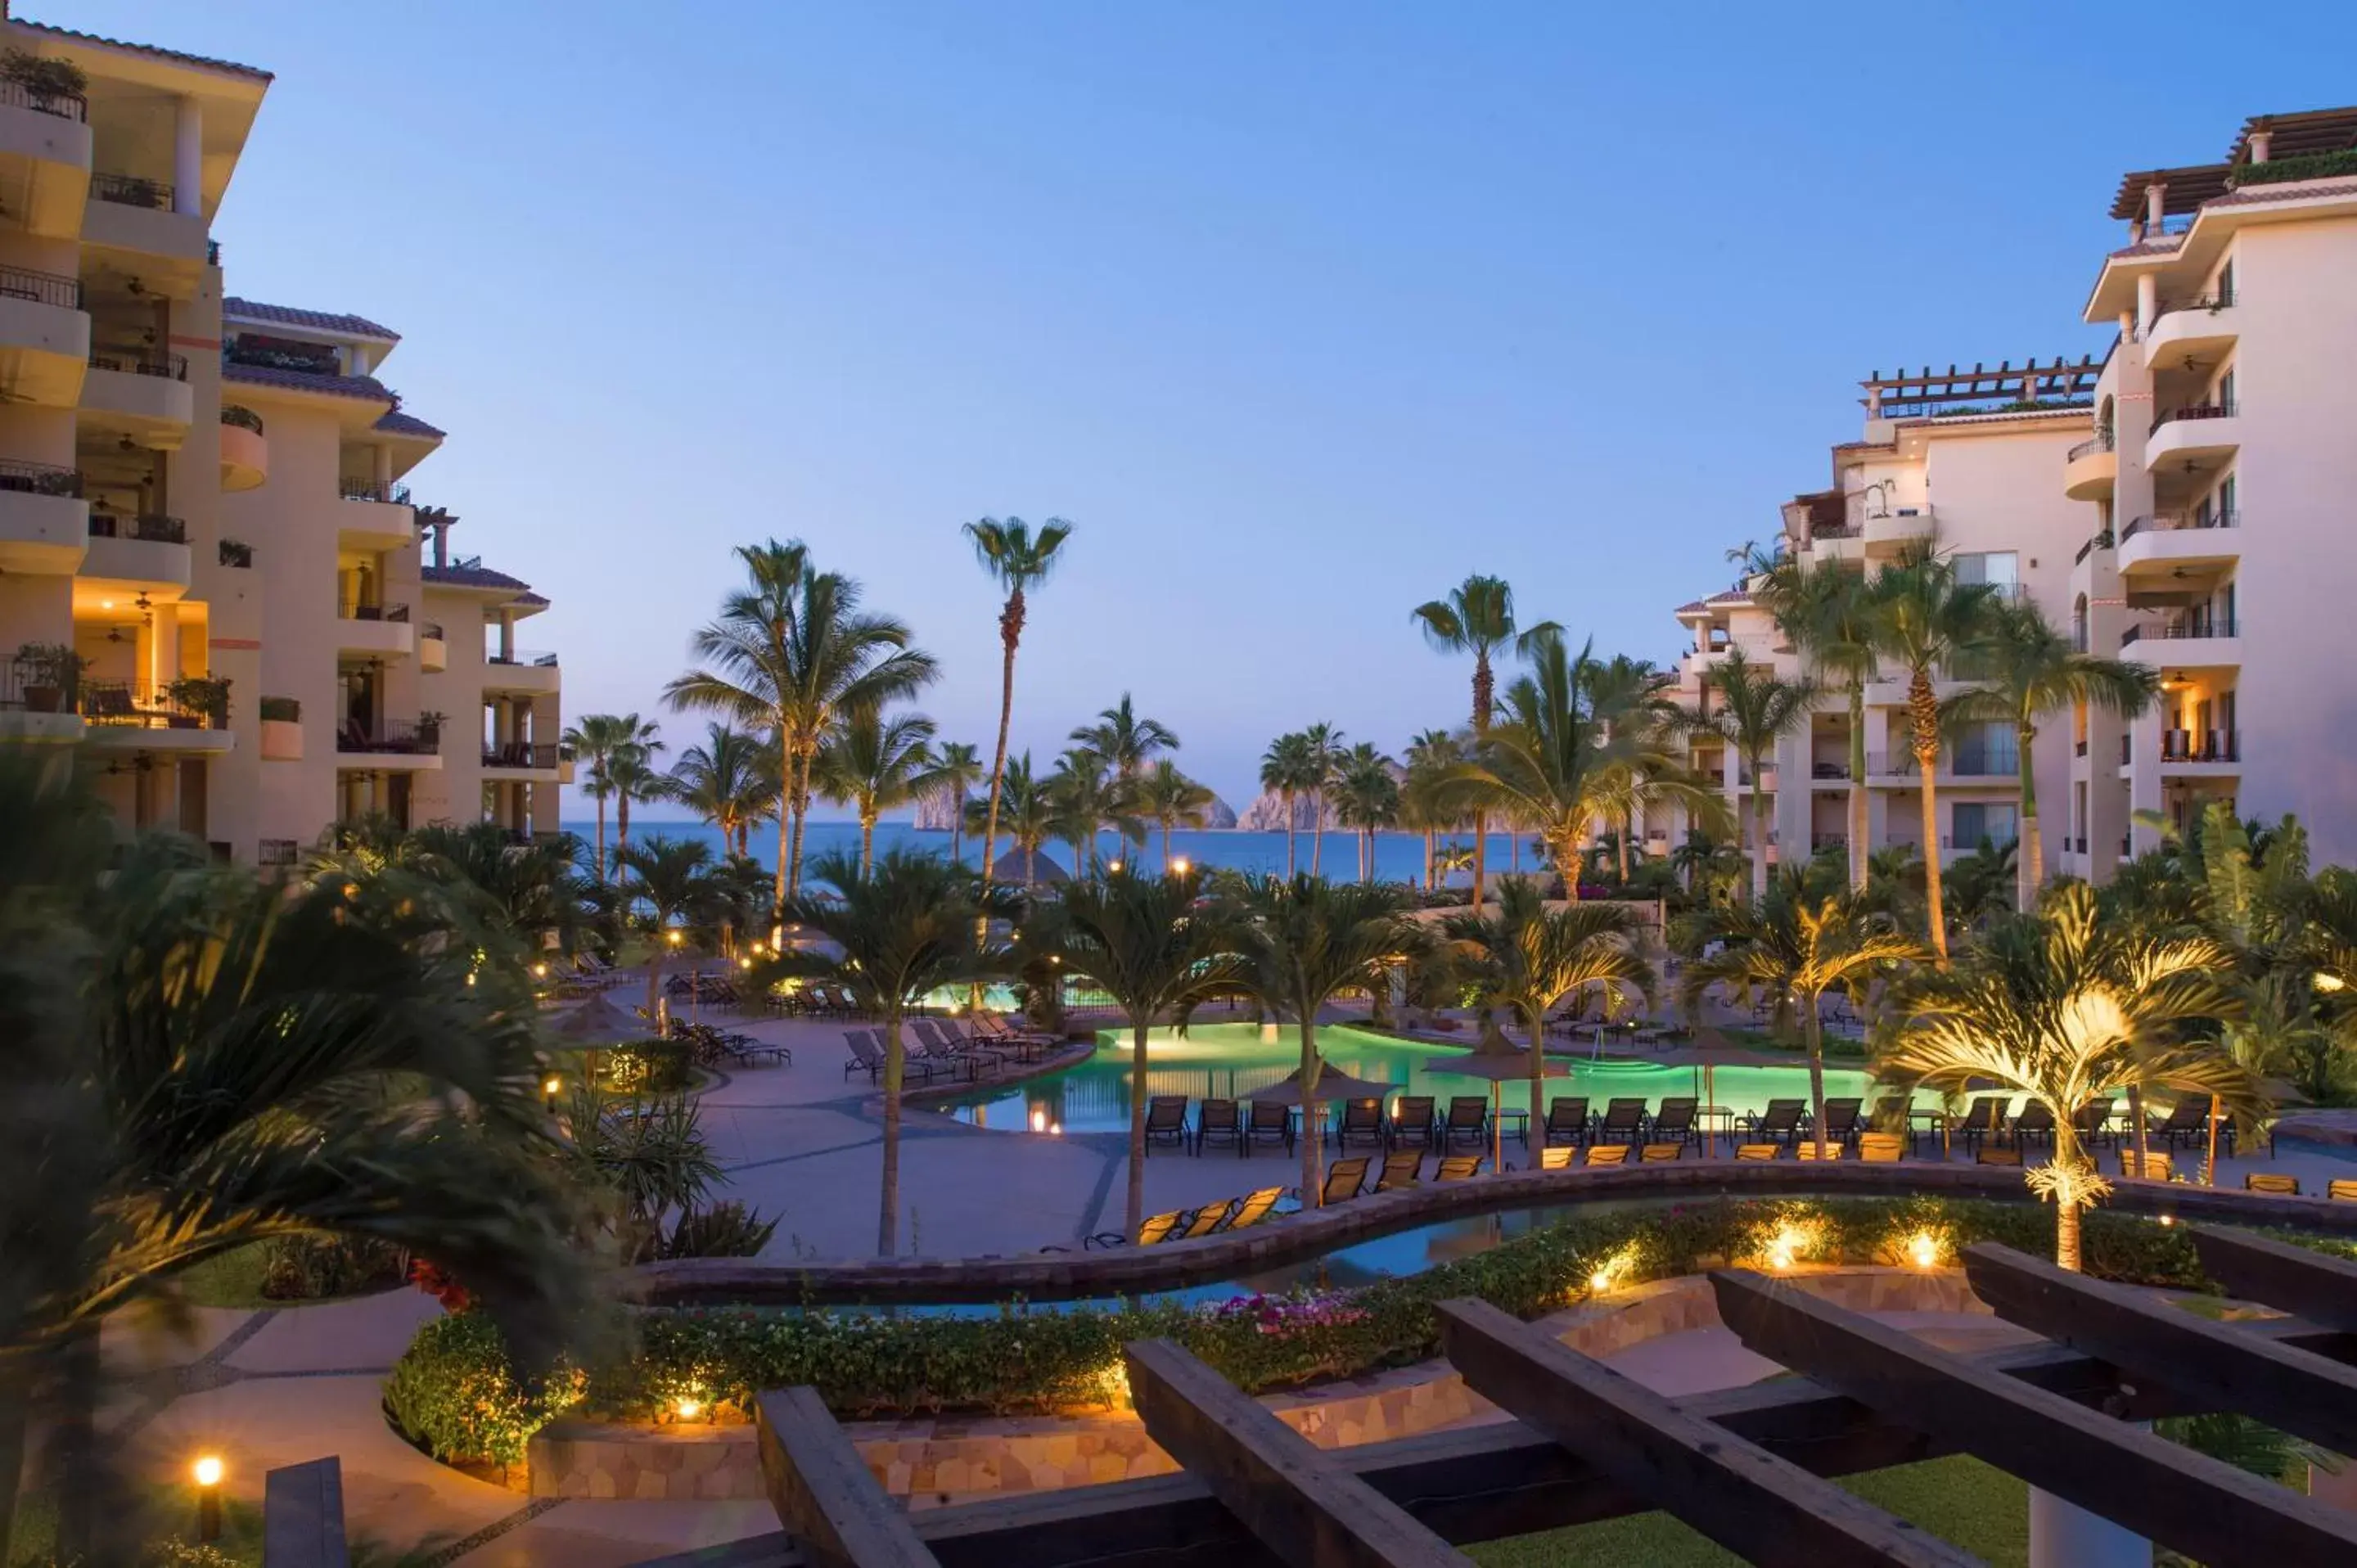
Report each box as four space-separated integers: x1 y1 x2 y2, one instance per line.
1734 1142 1781 1161
1336 1097 1388 1151
1196 1098 1242 1156
2011 1101 2056 1149
1583 1144 1629 1167
1859 1131 1905 1164
899 1024 977 1082
914 1019 1005 1073
1596 1098 1648 1145
1746 1099 1804 1147
1795 1141 1843 1160
1375 1150 1424 1191
2329 1179 2357 1202
1441 1096 1489 1151
2072 1099 2118 1148
841 1030 884 1081
1976 1145 2023 1166
1536 1146 1573 1170
1224 1187 1286 1230
1818 1098 1864 1149
1319 1157 1370 1204
1650 1098 1701 1153
2117 1149 2174 1181
1542 1097 1590 1148
1085 1210 1182 1249
2151 1095 2213 1151
1955 1097 2007 1155
1638 1142 1683 1162
2244 1172 2301 1196
1435 1154 1482 1181
1144 1096 1192 1155
1245 1099 1295 1156
1391 1095 1436 1150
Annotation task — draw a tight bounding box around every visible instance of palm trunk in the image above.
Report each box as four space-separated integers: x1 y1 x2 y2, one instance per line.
1911 671 1949 960
1422 828 1434 890
1471 808 1489 912
51 1321 124 1564
1160 818 1173 869
2017 719 2040 912
2053 1124 2085 1271
1619 814 1633 885
772 733 793 937
2129 1083 2149 1174
1311 794 1325 876
1127 1014 1151 1240
1751 754 1771 900
0 1364 26 1568
595 794 610 882
1283 789 1297 876
950 797 964 868
1526 1003 1545 1173
1847 683 1868 893
1805 1002 1827 1160
787 752 816 901
1472 656 1491 913
860 811 876 875
2205 1094 2220 1186
880 1009 904 1255
980 610 1021 890
1300 1016 1323 1205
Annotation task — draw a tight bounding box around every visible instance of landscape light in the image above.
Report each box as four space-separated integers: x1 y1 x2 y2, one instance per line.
1765 1224 1808 1273
192 1455 223 1488
667 930 683 947
675 1396 704 1422
1107 858 1123 872
192 1455 223 1541
1030 1109 1047 1133
1589 1268 1614 1294
1908 1231 1940 1270
1171 857 1192 875
2316 974 2346 993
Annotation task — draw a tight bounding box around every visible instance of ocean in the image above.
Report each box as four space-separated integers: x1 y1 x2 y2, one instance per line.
563 820 1541 887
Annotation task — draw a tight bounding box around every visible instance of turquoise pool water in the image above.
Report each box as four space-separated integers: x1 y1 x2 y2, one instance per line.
941 1022 1892 1136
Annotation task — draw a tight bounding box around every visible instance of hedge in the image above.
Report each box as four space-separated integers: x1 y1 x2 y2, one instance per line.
2227 148 2357 188
381 1196 2357 1467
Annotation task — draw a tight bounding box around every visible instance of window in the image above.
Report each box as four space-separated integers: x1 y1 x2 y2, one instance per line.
2215 257 2236 306
2220 580 2238 634
2217 472 2237 525
1954 551 2018 588
2217 368 2237 413
1950 721 2018 778
1953 801 2018 849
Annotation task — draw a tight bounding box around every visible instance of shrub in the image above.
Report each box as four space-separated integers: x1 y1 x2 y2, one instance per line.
381 1309 584 1471
259 1233 408 1300
2227 148 2357 188
259 695 300 723
603 1039 692 1093
1 47 88 98
660 1201 778 1260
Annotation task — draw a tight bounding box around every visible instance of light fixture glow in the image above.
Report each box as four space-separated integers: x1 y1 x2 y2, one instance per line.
675 1396 703 1421
1030 1108 1047 1133
1589 1269 1613 1294
1171 857 1192 875
543 1075 562 1097
1907 1230 1940 1270
192 1455 223 1488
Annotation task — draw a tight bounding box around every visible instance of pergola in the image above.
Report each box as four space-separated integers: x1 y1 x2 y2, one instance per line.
1859 358 2101 418
654 1228 2357 1567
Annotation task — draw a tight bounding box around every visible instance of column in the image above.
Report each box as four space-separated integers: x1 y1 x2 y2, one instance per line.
174 97 203 218
372 444 393 492
498 612 516 664
2029 1489 2146 1568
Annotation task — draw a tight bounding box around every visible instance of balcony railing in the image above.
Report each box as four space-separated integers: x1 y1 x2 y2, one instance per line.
483 741 561 770
2119 510 2237 543
0 264 83 311
2120 617 2238 646
1864 751 2015 778
2071 837 2089 854
225 344 340 376
90 172 173 210
2147 292 2234 327
2120 734 2132 765
220 404 266 435
341 602 411 624
87 512 187 544
1736 765 1778 788
0 79 88 121
339 479 414 505
487 648 560 668
2150 401 2236 434
1811 833 1848 852
88 350 189 381
2157 729 2239 764
258 839 301 868
79 678 224 730
420 621 445 640
0 458 82 497
1809 759 1851 781
338 718 439 756
2065 432 2115 461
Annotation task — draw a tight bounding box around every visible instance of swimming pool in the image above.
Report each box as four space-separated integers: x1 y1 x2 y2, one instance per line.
940 1022 1895 1137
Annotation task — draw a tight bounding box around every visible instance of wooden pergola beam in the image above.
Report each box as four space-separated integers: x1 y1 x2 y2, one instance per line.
1121 1338 1471 1568
1710 1268 2357 1566
1963 1242 2357 1454
2191 1226 2357 1331
1435 1298 1981 1568
755 1388 941 1568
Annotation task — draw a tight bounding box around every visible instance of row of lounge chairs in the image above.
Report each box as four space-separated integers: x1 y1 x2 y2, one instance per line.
1081 1187 1287 1248
663 1018 790 1068
839 1016 1059 1084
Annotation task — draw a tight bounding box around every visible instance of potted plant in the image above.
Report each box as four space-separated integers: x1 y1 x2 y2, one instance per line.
15 642 85 714
1 48 89 102
417 710 447 750
164 675 232 729
258 695 300 723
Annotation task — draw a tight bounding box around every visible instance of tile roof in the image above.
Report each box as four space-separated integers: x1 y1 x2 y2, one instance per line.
13 17 272 80
2210 177 2357 208
1706 588 1752 605
221 361 394 403
514 592 550 608
223 298 399 340
2107 234 2185 259
424 562 535 595
1674 599 1709 615
375 410 445 439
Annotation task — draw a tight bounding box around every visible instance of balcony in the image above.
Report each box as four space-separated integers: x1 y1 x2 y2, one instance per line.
2159 728 2241 777
336 718 444 770
1810 832 1849 853
1864 750 2018 786
418 620 447 672
0 264 88 407
1807 759 1853 784
482 648 561 696
337 478 416 550
81 512 192 593
2147 402 2241 466
79 173 208 286
1862 504 1936 554
219 406 268 493
2118 615 2240 669
78 678 235 754
0 656 86 741
1734 764 1778 791
2143 296 2238 374
1803 524 1865 564
80 350 192 437
0 80 92 238
482 740 563 777
2117 510 2239 577
2062 432 2116 500
0 460 87 574
336 602 415 658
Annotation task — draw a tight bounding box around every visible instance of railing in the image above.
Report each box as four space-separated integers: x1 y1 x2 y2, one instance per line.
339 478 414 505
420 621 445 640
2121 617 2238 645
0 457 82 497
1864 751 2014 778
2065 432 2115 461
220 404 266 434
1938 833 2021 850
87 512 187 544
2120 510 2236 543
1735 765 1778 788
258 839 301 868
488 648 560 668
2150 292 2234 324
1809 759 1851 781
1811 833 1848 852
337 719 439 756
90 172 173 210
2150 401 2236 434
0 264 83 311
88 349 188 381
0 79 87 121
78 678 224 729
225 344 340 376
341 602 411 624
2157 729 2239 764
483 741 561 770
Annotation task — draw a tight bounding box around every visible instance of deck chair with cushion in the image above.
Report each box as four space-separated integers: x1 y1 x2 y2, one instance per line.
1318 1157 1371 1205
1639 1142 1683 1163
1746 1099 1805 1147
1374 1150 1424 1191
2117 1148 2174 1181
1144 1096 1192 1155
1734 1142 1781 1161
1858 1131 1905 1164
1442 1096 1489 1151
2330 1179 2357 1202
1795 1140 1844 1160
1245 1099 1294 1156
1174 1198 1240 1239
2244 1172 2301 1196
1583 1143 1629 1167
1391 1095 1436 1150
1650 1098 1701 1153
1976 1145 2024 1166
840 1030 886 1081
1435 1154 1482 1181
1224 1187 1287 1230
1596 1097 1648 1144
1955 1097 2008 1155
2072 1099 2118 1148
1084 1210 1182 1249
2010 1101 2057 1149
1536 1146 1573 1170
1543 1097 1590 1147
1196 1098 1242 1156
2150 1095 2213 1151
1336 1097 1388 1151
1818 1098 1864 1148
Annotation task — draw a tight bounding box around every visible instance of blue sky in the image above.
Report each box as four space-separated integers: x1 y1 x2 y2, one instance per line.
65 1 2357 814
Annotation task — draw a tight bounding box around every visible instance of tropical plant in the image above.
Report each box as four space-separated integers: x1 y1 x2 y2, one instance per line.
1884 885 2256 1268
1412 575 1561 912
1221 876 1410 1202
966 517 1075 898
1299 722 1345 877
929 741 987 867
666 722 780 858
1045 748 1141 878
615 834 724 1015
1684 647 1816 898
562 713 661 881
1400 730 1464 890
814 708 944 873
1034 869 1240 1240
1580 652 1683 888
1680 888 1927 1156
758 849 1015 1253
1746 550 1882 891
1135 759 1216 868
605 724 673 870
331 820 597 961
1940 838 2021 935
964 752 1057 885
665 539 937 911
1071 693 1178 854
1259 732 1317 876
1946 598 2158 907
565 1089 725 1263
1331 742 1400 883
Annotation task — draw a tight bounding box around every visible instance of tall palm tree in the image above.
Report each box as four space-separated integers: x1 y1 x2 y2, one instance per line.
1224 875 1410 1203
1679 887 1928 1157
667 722 780 858
561 713 656 882
1260 732 1314 875
1332 742 1400 883
666 541 936 911
1687 647 1818 899
1299 722 1345 877
763 849 1013 1254
966 516 1075 897
615 833 725 1015
1071 692 1178 858
963 752 1055 885
1400 730 1463 890
1412 575 1561 912
814 708 944 873
1885 885 2255 1269
1580 653 1682 888
1135 759 1215 868
1948 599 2159 908
1046 748 1140 877
607 732 673 869
929 741 987 867
1444 881 1652 1163
1746 549 1882 892
1871 546 2007 960
1035 868 1240 1241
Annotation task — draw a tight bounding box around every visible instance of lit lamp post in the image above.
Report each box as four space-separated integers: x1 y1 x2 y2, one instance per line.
1170 856 1192 876
192 1454 224 1542
543 1074 561 1115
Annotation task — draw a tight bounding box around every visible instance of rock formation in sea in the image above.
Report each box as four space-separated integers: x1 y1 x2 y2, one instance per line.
1201 795 1238 830
1235 791 1330 831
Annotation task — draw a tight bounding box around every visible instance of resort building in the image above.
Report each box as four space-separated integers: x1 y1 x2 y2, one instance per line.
0 13 565 862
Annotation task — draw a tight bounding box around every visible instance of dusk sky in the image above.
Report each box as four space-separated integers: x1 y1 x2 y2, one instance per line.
74 1 2357 815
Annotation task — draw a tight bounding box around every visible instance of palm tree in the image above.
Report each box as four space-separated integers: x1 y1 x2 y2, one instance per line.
1444 881 1652 1162
1687 647 1817 899
963 752 1056 885
1412 575 1561 912
1871 546 2008 959
1045 748 1141 876
607 732 674 868
966 516 1075 897
1679 888 1928 1158
1135 759 1215 868
1224 875 1410 1203
1746 550 1882 892
930 741 987 867
562 713 657 881
615 833 725 1016
1947 599 2159 908
1580 653 1681 888
1071 693 1178 858
1300 722 1345 876
1260 732 1314 875
1885 885 2255 1269
1035 868 1240 1240
347 820 597 960
666 541 937 912
1332 742 1400 883
763 849 1013 1254
1401 730 1463 890
667 722 780 858
814 708 944 873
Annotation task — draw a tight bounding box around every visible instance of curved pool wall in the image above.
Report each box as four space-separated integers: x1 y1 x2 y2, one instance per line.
940 1022 1911 1135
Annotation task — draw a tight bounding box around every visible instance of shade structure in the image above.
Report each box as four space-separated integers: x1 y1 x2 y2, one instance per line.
1246 1053 1395 1106
1425 1025 1566 1172
1684 1026 1754 1115
543 991 652 1043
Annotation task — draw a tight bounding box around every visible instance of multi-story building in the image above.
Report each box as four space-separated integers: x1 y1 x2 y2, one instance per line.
0 12 565 862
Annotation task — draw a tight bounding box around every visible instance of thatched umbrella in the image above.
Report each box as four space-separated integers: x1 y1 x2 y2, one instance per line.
1248 1054 1399 1178
543 991 651 1043
1425 1025 1566 1173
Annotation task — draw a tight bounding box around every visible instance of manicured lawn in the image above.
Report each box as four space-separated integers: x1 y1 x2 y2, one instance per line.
175 1243 275 1311
1467 1456 2027 1567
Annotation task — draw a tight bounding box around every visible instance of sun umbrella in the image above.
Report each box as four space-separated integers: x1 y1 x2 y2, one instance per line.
1683 1026 1754 1120
1425 1024 1567 1172
1245 1052 1396 1106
